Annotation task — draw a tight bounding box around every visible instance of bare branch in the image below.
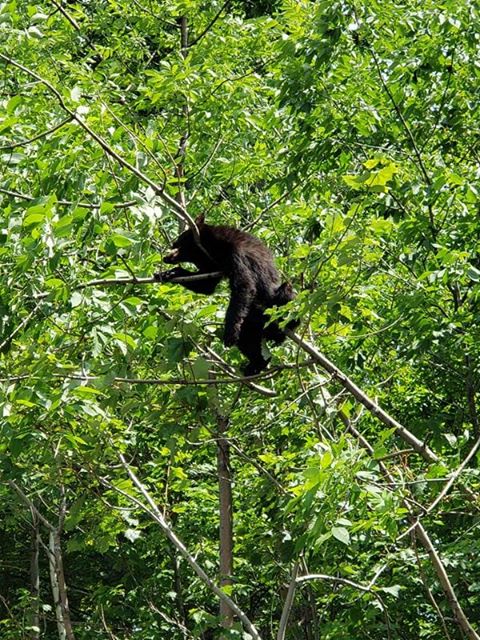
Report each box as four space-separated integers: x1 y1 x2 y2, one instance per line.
414 523 480 640
286 330 438 462
49 0 81 31
346 417 479 639
296 573 391 639
399 432 480 541
0 186 137 208
369 49 431 186
0 116 72 150
8 481 55 532
188 0 232 48
0 306 39 352
32 273 223 300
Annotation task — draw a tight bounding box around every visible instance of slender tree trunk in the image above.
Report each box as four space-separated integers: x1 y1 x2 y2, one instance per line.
170 550 189 638
48 531 75 640
466 355 479 438
29 512 40 640
217 415 234 630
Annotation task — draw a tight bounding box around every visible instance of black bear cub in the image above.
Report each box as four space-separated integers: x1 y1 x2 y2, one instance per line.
156 214 297 375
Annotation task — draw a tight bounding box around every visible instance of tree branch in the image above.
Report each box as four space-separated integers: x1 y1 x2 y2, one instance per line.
296 573 391 639
0 116 72 150
286 330 438 462
414 523 480 640
0 186 137 208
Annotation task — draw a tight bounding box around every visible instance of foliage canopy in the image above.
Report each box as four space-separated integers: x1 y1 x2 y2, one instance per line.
1 0 480 638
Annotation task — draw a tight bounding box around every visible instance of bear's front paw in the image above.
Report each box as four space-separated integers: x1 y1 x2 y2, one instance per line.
223 327 240 347
155 268 182 282
154 271 166 282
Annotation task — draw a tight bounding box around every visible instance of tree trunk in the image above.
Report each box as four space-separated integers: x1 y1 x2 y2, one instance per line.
217 415 234 630
29 512 40 640
48 530 75 640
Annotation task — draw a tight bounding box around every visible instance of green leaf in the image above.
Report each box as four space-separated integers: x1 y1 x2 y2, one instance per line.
191 356 209 378
382 585 401 597
467 266 480 282
23 213 45 227
71 291 83 307
331 526 350 546
111 233 134 248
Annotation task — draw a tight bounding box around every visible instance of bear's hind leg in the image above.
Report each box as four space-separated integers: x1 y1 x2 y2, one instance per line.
237 309 270 376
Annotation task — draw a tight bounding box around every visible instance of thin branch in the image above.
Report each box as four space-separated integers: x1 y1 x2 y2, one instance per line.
33 273 223 299
186 135 223 198
0 186 137 209
99 99 168 188
0 305 39 352
244 190 291 232
188 0 232 48
147 601 193 639
414 523 480 640
8 481 55 532
0 116 72 150
0 54 199 234
286 330 438 462
348 418 479 640
49 0 81 31
399 432 480 541
412 533 453 640
128 0 178 25
369 48 431 187
49 371 280 387
296 573 391 639
229 441 287 493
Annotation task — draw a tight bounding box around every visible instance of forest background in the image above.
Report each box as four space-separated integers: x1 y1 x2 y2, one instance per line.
1 0 480 638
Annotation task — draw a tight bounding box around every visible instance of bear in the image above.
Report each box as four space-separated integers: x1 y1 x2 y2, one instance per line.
155 214 297 375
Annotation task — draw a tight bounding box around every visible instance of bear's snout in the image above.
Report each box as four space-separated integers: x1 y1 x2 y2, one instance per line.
164 249 180 264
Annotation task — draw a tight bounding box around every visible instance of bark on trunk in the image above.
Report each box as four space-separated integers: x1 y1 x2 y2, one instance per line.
29 512 40 640
217 415 234 630
48 531 75 640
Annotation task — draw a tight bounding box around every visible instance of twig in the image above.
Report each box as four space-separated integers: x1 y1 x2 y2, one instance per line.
369 49 431 186
398 432 480 541
49 0 81 31
296 573 391 639
0 54 200 234
188 0 232 47
8 481 55 531
33 273 223 299
0 305 39 352
0 186 137 209
0 116 72 150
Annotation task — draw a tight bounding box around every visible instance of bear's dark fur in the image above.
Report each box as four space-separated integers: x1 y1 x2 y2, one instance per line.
156 214 297 375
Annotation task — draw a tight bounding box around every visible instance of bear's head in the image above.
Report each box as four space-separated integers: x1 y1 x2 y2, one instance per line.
163 214 206 265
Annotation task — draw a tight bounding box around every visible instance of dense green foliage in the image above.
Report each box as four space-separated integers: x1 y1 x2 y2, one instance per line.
1 0 480 638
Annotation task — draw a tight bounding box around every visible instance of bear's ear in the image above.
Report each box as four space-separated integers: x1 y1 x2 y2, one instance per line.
195 213 205 227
